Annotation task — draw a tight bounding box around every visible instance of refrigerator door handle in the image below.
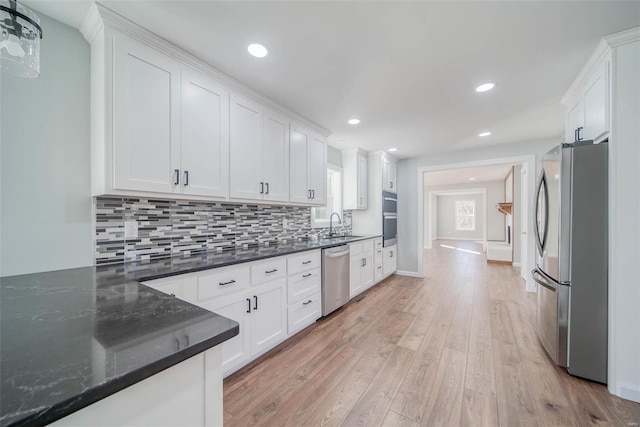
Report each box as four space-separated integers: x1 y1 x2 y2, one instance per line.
532 268 557 292
534 170 549 255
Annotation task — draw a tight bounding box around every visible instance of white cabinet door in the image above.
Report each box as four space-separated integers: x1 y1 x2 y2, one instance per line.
181 68 229 198
382 157 391 192
383 245 397 277
201 294 251 374
389 162 397 192
361 253 374 290
349 257 363 298
113 34 180 193
307 133 327 205
249 281 286 355
289 126 310 203
584 64 607 141
357 153 368 209
230 93 263 200
566 101 584 143
262 108 290 202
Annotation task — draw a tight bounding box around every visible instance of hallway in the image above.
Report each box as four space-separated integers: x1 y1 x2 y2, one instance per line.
223 240 640 425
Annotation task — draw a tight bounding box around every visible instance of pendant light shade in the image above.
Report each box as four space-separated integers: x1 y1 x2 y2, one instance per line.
0 0 42 78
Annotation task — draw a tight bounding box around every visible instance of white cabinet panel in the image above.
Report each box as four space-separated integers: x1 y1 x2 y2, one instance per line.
262 109 290 202
229 94 263 200
287 268 321 304
343 149 368 210
180 68 229 198
202 295 251 374
584 67 607 141
287 292 321 335
358 153 368 208
289 126 310 203
250 257 287 286
350 257 363 299
287 250 321 275
308 134 327 205
383 245 397 277
197 264 250 303
250 281 286 355
113 34 180 193
361 253 374 290
289 124 327 205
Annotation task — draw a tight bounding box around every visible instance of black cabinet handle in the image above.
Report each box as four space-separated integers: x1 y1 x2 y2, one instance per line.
303 273 312 278
219 279 236 286
174 169 180 185
312 189 315 199
246 298 251 313
577 126 584 141
253 295 258 310
184 335 189 347
302 260 312 265
308 189 312 199
574 128 578 142
361 258 365 267
174 338 180 351
265 268 278 274
390 251 394 258
360 197 363 205
363 258 367 266
260 182 264 194
265 182 269 195
303 300 312 305
184 170 189 186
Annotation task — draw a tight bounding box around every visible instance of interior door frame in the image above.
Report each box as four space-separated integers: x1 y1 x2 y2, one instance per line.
417 154 537 292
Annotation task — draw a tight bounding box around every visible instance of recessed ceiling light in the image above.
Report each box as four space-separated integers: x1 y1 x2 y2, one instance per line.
475 83 495 93
388 148 398 152
248 43 268 58
479 131 492 137
469 177 476 181
348 118 360 125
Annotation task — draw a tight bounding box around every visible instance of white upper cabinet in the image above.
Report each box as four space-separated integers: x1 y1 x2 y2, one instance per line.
343 148 368 210
181 67 230 198
564 54 610 143
85 8 328 205
382 155 397 193
229 94 291 203
113 34 181 194
289 124 327 206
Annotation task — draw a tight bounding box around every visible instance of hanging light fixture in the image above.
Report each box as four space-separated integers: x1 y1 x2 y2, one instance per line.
0 0 43 78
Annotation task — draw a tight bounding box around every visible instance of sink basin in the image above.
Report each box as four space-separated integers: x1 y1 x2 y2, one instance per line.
321 235 365 243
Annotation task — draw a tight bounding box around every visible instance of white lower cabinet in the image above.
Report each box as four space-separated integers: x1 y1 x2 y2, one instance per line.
374 238 383 283
383 244 397 278
286 249 322 335
249 280 287 355
349 239 375 299
287 292 321 335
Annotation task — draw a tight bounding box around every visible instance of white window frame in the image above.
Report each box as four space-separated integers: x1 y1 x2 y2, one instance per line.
455 200 476 231
311 164 342 228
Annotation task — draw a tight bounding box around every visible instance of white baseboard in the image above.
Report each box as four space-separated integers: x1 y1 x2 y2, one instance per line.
618 383 640 403
395 270 424 278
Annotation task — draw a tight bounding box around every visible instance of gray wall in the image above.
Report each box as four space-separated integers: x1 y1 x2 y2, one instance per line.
436 193 484 240
424 180 504 245
397 138 557 275
513 165 522 264
327 145 342 167
0 13 92 276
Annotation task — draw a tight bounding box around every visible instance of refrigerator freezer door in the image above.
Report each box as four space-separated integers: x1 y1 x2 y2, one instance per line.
533 268 569 367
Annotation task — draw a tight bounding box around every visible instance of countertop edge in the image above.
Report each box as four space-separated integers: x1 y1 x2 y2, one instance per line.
8 324 239 427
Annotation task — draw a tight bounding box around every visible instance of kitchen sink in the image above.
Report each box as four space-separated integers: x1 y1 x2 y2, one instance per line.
321 235 365 243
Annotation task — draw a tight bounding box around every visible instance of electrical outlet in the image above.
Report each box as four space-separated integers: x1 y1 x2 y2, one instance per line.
283 218 288 229
124 221 138 239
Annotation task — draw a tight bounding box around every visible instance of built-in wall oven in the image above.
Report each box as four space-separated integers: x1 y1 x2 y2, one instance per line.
382 191 397 247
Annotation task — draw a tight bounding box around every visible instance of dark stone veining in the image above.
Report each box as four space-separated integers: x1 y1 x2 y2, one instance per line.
0 235 378 426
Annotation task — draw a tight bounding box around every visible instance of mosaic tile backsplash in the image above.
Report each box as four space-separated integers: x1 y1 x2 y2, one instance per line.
95 197 353 265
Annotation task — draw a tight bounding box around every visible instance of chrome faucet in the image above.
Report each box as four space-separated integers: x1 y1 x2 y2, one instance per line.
329 212 342 237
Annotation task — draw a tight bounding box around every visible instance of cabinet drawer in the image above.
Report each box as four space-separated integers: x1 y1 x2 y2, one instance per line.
251 257 287 286
349 242 362 258
361 239 374 254
288 268 321 304
197 265 250 302
375 248 383 267
374 238 383 250
375 264 383 282
287 292 321 335
287 250 321 275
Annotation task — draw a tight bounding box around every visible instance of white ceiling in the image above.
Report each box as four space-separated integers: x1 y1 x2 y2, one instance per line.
24 1 640 159
424 164 513 187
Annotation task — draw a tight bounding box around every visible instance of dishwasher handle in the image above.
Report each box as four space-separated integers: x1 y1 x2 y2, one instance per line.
325 249 350 258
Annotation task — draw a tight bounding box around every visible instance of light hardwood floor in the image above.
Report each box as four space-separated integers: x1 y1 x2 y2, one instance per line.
224 239 640 426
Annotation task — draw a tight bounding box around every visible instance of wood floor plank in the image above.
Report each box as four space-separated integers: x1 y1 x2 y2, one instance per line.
420 347 468 426
223 239 640 426
460 388 500 426
342 346 416 426
381 410 419 427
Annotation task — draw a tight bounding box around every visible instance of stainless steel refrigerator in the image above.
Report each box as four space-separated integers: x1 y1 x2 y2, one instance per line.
532 140 608 383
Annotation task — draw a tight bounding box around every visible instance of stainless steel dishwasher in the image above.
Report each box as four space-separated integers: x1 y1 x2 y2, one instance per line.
321 245 350 316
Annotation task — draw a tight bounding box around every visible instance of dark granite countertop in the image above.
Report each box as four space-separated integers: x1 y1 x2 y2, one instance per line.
0 235 380 426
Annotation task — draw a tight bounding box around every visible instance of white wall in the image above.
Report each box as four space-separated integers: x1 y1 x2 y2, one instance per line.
0 13 93 276
398 138 556 276
327 145 342 167
435 193 484 240
513 165 522 264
